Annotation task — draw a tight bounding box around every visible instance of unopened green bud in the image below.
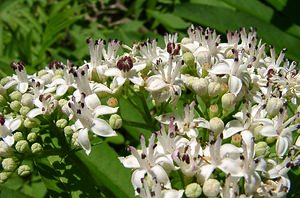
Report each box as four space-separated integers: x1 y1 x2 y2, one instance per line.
0 141 12 157
27 133 37 142
13 132 24 142
221 93 236 110
31 127 40 133
71 132 80 147
253 125 264 141
0 77 10 86
192 78 208 96
209 104 219 118
17 165 31 177
64 126 73 137
0 95 7 106
24 118 40 128
266 97 283 117
56 119 68 128
266 136 276 144
9 91 22 101
31 143 43 154
2 158 17 171
255 141 270 157
183 52 195 67
220 83 229 95
15 140 30 153
54 69 64 76
109 114 122 129
37 69 48 77
21 93 34 107
20 106 31 116
10 101 21 112
185 183 202 198
208 82 221 98
0 172 10 183
203 179 220 197
209 117 224 135
58 99 68 107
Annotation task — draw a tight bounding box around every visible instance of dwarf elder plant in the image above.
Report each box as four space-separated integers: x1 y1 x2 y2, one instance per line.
0 25 300 198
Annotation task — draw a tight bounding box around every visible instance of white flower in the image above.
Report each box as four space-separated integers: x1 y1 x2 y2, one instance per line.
27 94 57 119
146 57 183 103
68 93 117 155
258 109 299 157
105 56 145 91
4 62 29 93
0 115 22 146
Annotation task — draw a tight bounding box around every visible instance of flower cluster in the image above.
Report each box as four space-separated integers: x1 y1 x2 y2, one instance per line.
0 25 300 197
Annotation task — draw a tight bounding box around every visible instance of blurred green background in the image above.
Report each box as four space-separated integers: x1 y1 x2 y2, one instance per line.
1 0 300 78
1 0 300 197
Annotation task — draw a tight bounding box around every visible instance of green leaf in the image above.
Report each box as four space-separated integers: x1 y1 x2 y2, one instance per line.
173 3 300 62
75 143 134 198
190 0 235 9
0 186 31 198
147 9 189 30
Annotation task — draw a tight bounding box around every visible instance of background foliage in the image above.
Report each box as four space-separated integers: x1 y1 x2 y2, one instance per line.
1 0 300 197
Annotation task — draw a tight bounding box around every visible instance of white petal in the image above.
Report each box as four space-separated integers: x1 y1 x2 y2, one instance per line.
220 144 242 159
146 77 167 91
56 84 68 96
198 164 215 182
223 120 244 139
132 62 146 72
151 165 171 189
91 118 116 137
259 125 277 137
131 169 146 189
92 83 112 93
104 68 122 77
194 117 210 129
276 136 289 157
161 189 184 198
295 135 300 148
94 105 118 117
210 62 231 75
17 82 29 93
85 93 100 110
118 156 140 168
50 78 65 86
3 79 17 89
129 76 144 86
9 118 22 131
219 158 243 177
78 128 91 155
115 76 126 87
27 108 43 119
229 75 242 96
3 135 14 146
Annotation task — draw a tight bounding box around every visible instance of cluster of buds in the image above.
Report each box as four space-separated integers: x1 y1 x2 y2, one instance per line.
0 24 300 197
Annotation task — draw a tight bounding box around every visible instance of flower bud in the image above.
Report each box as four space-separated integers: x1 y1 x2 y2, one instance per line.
0 172 10 183
10 101 21 112
183 52 195 67
17 165 31 177
27 133 37 142
20 106 31 116
64 126 73 137
231 133 242 147
109 114 122 129
185 183 202 198
209 117 224 135
203 179 221 197
266 97 283 117
13 132 24 142
15 140 30 153
0 77 10 86
221 93 236 110
209 104 219 118
0 141 13 157
191 78 208 96
24 118 40 128
56 119 68 128
71 132 80 147
2 158 17 171
107 97 118 107
9 91 22 101
21 93 34 107
253 125 264 141
54 69 64 76
208 82 221 98
255 141 270 157
58 99 68 107
0 95 6 106
220 83 229 95
265 137 276 144
31 143 43 154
